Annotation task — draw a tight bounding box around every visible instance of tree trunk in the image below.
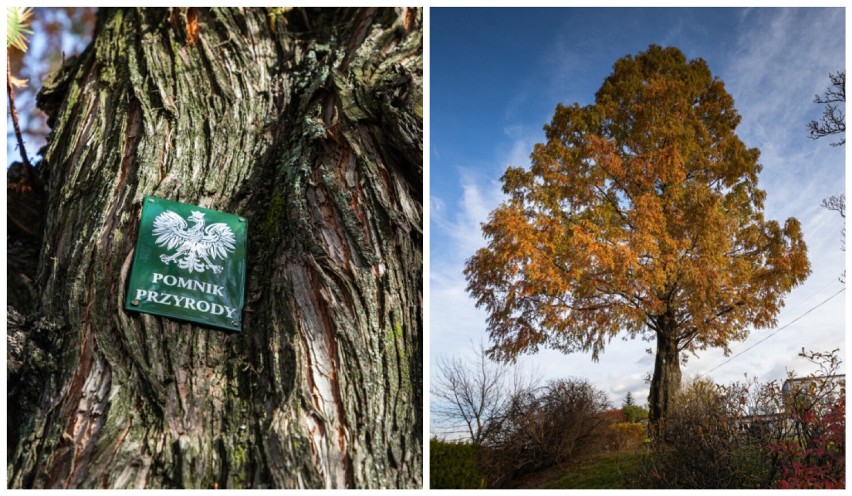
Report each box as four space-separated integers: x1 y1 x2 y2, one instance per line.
648 330 682 424
7 7 422 489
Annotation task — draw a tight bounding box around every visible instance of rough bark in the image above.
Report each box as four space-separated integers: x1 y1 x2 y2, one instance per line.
7 7 422 489
648 330 682 424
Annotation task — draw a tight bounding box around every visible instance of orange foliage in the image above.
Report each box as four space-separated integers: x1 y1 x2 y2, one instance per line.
466 46 810 366
186 8 199 46
607 422 646 451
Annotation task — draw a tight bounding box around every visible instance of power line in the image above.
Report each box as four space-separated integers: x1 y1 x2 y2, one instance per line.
698 286 846 378
775 278 842 319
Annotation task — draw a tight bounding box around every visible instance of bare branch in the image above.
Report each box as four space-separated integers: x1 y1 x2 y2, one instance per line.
808 71 845 146
431 343 539 445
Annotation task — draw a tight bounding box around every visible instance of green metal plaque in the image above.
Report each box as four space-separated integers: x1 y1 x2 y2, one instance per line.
125 196 248 331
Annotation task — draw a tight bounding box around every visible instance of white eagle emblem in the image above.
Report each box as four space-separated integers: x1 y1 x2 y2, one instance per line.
152 210 236 274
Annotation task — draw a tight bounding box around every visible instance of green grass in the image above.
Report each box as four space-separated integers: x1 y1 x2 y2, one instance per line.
541 451 645 489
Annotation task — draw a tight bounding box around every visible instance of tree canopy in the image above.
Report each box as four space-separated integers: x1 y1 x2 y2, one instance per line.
465 45 810 421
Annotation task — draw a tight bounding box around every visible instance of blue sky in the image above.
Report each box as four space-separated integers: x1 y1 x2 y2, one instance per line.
6 8 95 168
430 7 846 433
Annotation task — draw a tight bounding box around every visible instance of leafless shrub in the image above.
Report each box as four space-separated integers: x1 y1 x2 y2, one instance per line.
431 343 538 445
478 378 612 487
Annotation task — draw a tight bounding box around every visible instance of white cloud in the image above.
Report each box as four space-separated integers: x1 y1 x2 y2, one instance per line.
430 129 542 374
431 171 500 261
703 8 847 383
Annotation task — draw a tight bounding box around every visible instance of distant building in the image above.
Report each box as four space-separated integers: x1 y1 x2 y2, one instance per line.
782 374 845 407
738 374 844 439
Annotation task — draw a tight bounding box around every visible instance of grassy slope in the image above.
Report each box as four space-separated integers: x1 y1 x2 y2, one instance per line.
540 451 645 489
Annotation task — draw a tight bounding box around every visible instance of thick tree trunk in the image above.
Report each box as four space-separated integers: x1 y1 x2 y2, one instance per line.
648 330 682 424
7 7 422 489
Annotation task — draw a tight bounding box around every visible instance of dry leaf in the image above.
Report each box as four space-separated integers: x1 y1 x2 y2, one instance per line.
9 75 28 88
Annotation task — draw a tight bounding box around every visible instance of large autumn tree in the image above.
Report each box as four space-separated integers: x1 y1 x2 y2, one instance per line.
465 45 809 423
7 7 421 488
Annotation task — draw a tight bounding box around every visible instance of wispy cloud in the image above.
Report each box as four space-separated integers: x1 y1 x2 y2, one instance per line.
430 171 501 261
430 132 537 362
702 8 847 383
723 8 845 165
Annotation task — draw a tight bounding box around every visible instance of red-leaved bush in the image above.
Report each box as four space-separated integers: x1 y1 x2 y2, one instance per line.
767 396 845 489
632 350 845 489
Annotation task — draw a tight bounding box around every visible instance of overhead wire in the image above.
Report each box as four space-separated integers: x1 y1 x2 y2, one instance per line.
774 278 842 319
698 286 846 378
